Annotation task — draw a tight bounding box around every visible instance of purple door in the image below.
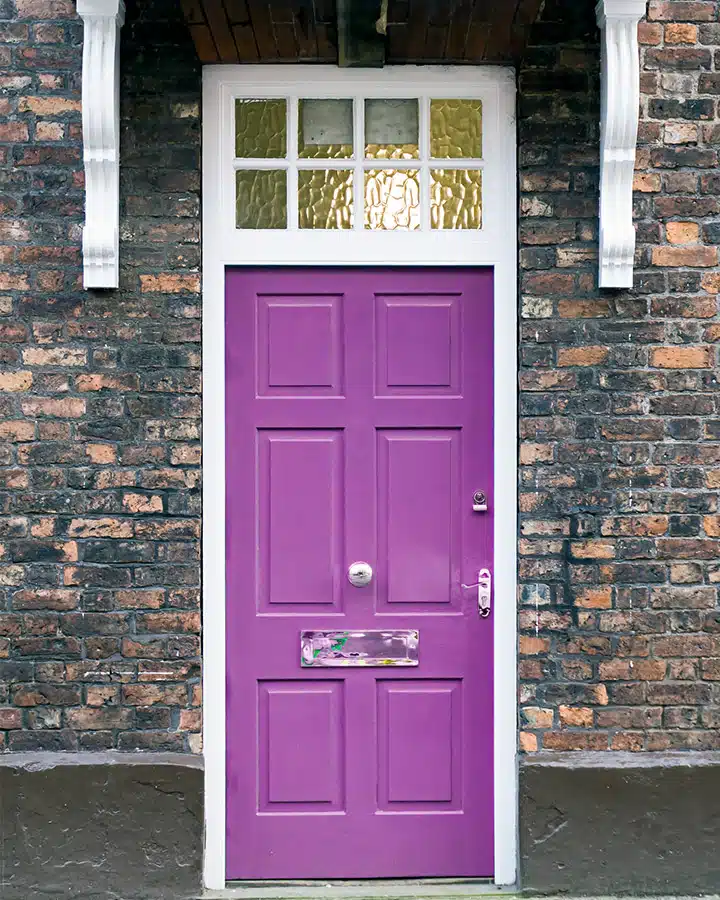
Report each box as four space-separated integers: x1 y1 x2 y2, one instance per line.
226 268 494 879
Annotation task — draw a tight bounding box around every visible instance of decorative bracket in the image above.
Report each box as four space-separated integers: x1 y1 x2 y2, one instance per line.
596 0 646 289
77 0 125 289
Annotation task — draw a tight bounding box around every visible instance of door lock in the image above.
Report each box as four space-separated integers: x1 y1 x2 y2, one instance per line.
472 490 488 512
462 568 492 618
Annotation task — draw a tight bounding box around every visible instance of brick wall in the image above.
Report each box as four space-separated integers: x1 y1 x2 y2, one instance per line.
2 0 720 755
519 0 720 752
0 0 202 751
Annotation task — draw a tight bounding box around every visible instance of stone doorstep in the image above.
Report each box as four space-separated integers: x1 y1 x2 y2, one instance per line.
205 892 720 900
204 883 505 900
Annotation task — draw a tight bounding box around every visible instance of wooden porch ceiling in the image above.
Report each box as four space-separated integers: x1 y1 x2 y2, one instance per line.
180 0 545 65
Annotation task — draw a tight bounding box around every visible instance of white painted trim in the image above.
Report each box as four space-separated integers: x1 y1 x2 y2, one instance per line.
596 0 646 289
202 65 518 890
77 0 124 289
491 75 518 890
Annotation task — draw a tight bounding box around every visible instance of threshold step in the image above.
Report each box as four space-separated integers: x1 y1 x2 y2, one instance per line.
205 879 510 900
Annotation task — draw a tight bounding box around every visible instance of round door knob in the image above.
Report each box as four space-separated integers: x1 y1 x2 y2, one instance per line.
347 561 373 587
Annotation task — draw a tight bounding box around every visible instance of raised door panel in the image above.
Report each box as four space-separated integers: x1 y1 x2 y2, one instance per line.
376 429 461 612
375 294 461 396
256 293 344 397
377 679 462 810
259 681 346 812
257 430 344 612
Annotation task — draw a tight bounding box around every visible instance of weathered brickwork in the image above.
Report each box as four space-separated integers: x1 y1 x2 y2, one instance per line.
519 0 720 751
2 0 720 755
0 0 201 751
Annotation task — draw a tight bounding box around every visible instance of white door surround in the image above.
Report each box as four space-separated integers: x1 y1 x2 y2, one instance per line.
202 65 518 890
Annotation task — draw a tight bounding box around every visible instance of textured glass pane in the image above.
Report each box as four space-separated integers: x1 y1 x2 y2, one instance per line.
430 169 482 230
236 169 287 229
365 99 419 160
298 169 354 229
235 99 286 158
299 99 353 159
364 169 420 231
430 99 482 159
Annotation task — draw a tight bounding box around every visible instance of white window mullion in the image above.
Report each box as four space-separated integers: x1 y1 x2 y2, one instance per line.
419 95 430 231
287 96 299 230
232 158 292 170
354 95 363 232
295 158 361 169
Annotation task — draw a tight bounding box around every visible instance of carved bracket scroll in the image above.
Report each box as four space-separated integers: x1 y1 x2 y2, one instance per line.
77 0 125 289
596 0 646 289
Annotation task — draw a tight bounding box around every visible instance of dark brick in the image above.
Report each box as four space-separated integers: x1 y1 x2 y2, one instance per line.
0 0 201 753
518 0 720 755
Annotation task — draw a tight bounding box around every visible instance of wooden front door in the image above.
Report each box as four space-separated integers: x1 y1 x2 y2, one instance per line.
225 267 494 879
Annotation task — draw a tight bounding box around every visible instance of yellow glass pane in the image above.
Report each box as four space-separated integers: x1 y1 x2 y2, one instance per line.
298 99 353 159
430 99 482 159
365 99 419 160
298 169 354 230
430 169 482 230
235 99 286 158
364 169 420 231
236 170 286 229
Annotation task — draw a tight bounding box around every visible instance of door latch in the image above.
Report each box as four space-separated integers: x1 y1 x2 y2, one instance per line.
461 568 492 618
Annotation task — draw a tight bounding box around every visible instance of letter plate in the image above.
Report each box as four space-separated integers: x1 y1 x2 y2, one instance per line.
301 630 419 667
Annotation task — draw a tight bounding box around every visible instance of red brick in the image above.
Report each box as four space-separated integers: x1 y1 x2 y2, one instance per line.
652 245 717 267
558 706 594 727
599 659 666 681
650 347 711 368
18 96 80 114
648 1 716 21
557 346 609 367
22 347 86 367
178 708 201 731
15 0 75 15
573 587 613 609
65 707 134 729
0 708 22 728
123 493 163 514
542 732 609 751
68 518 133 538
638 21 663 44
12 589 79 610
86 686 120 707
0 122 29 142
139 274 200 294
21 397 85 417
116 590 165 609
121 684 187 706
665 23 698 43
136 612 200 634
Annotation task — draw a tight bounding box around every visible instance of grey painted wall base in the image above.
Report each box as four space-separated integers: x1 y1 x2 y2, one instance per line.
520 752 720 895
0 752 203 900
6 749 720 896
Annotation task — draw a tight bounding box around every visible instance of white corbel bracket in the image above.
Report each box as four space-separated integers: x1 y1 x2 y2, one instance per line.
596 0 646 289
77 0 125 289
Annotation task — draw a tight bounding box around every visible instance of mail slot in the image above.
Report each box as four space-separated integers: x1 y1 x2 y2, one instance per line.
301 629 419 667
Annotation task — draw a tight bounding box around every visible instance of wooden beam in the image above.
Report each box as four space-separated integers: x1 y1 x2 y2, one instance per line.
336 0 386 67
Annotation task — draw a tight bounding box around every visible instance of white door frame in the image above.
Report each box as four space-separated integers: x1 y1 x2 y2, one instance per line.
202 65 518 890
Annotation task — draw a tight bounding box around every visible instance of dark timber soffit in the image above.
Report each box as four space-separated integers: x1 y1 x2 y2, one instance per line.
179 0 546 66
337 0 386 68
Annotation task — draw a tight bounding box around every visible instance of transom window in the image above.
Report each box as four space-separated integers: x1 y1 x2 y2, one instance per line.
234 97 483 232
